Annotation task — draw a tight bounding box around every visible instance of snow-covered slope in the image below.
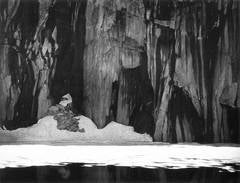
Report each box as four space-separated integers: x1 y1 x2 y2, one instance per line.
0 115 152 143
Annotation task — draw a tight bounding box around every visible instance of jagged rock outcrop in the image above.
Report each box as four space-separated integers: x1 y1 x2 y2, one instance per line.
0 0 86 129
46 94 85 133
0 0 57 129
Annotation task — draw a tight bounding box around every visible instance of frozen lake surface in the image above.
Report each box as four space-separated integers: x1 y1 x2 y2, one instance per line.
0 143 239 172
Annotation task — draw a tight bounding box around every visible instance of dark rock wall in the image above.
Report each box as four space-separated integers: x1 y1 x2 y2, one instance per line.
0 0 86 129
0 0 239 143
146 0 240 143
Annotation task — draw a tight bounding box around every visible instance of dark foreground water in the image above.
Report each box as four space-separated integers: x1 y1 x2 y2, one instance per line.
0 164 239 183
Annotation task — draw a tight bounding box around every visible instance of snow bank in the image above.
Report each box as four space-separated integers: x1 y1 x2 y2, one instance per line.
0 115 152 143
0 93 152 143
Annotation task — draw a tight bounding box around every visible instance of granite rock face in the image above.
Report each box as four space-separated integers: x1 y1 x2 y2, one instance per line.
0 0 239 143
83 0 151 128
145 0 240 143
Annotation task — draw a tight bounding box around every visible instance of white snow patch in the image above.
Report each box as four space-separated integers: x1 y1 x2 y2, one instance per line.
0 115 152 143
59 93 72 107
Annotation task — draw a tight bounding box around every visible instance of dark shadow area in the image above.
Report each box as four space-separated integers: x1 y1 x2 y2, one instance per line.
0 164 239 183
226 106 239 143
168 86 204 143
128 51 155 138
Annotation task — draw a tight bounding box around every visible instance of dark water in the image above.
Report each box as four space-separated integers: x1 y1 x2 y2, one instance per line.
0 143 239 182
0 164 239 183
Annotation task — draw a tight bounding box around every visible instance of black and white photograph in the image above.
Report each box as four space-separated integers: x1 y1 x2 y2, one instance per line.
0 0 240 182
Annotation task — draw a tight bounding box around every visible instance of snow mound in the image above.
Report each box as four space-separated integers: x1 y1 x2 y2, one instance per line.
0 115 152 143
75 115 98 131
98 122 151 142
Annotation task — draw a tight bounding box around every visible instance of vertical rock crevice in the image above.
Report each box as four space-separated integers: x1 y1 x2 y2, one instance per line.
151 0 240 143
0 0 87 129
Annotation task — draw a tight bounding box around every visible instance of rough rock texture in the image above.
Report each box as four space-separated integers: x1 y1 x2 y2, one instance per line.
0 0 239 143
143 0 240 143
83 0 151 128
0 0 87 129
46 104 85 133
0 0 54 128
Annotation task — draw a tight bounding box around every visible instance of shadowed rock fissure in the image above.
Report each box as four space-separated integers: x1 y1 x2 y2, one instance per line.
0 0 239 143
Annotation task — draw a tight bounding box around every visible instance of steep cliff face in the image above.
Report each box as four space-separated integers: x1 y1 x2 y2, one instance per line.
83 0 153 130
150 0 240 143
0 0 39 128
0 0 87 129
0 0 239 143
